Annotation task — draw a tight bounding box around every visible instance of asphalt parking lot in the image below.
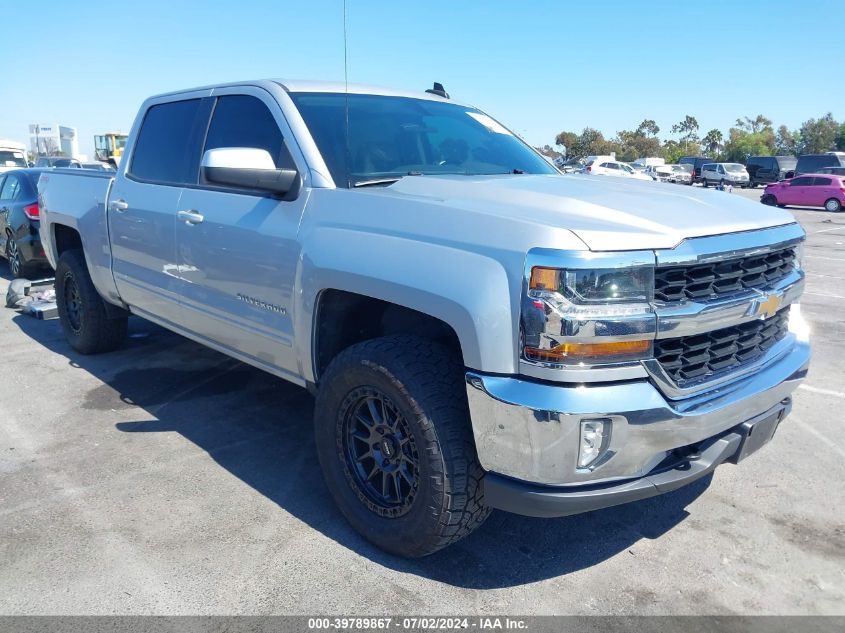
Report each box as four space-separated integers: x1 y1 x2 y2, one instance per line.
0 194 843 615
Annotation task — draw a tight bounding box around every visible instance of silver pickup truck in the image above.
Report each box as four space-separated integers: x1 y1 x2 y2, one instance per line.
38 80 810 557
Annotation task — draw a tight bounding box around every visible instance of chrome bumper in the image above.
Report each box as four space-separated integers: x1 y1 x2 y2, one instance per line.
465 334 810 487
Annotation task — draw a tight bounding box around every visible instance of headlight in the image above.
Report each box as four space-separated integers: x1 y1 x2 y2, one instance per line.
530 266 652 304
521 251 656 366
793 241 805 271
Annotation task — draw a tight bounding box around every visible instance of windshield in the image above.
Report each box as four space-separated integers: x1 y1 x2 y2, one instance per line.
725 164 746 172
620 164 635 173
0 150 27 167
289 92 556 187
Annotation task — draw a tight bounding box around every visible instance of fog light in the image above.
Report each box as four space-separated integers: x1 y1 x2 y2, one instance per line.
578 418 611 469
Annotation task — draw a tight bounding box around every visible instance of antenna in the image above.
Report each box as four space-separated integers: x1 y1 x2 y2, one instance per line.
343 0 350 188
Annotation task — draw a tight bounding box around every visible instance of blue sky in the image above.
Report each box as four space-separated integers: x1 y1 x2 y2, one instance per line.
2 0 840 158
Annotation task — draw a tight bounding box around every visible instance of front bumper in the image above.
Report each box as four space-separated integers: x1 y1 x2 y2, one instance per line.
483 401 787 518
465 333 809 515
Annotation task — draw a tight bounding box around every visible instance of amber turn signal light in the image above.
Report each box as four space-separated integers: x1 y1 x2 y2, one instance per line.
524 339 651 362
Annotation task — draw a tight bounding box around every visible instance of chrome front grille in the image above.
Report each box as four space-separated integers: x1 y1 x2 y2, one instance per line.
654 308 790 383
654 247 796 302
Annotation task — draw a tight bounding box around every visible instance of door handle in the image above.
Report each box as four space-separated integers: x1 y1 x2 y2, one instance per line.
177 209 204 225
109 199 129 212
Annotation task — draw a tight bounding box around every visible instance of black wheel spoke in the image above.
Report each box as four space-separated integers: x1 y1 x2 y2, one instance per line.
366 399 382 425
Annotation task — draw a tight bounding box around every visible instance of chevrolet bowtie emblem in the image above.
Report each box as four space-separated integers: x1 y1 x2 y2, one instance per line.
751 293 782 320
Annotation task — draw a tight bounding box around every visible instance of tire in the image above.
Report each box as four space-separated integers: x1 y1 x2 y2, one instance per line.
5 232 38 279
824 198 842 212
314 335 490 557
702 179 708 188
55 249 127 354
720 179 726 188
761 194 777 206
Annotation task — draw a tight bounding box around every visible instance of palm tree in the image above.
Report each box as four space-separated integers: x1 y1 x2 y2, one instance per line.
702 129 723 155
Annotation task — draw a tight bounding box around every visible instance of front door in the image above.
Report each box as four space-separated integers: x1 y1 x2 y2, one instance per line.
174 90 307 378
781 176 813 206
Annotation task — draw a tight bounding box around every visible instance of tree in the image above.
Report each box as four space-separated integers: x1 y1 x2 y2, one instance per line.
775 125 800 156
701 129 723 155
660 140 689 164
636 119 660 137
536 144 561 159
735 115 773 134
554 131 579 155
613 128 660 162
671 115 700 155
837 124 845 152
723 128 774 162
799 113 839 154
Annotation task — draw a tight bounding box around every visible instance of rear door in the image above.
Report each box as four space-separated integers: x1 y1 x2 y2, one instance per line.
810 177 834 206
109 93 210 323
172 88 308 377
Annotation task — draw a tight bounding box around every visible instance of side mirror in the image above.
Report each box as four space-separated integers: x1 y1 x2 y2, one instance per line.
201 147 298 195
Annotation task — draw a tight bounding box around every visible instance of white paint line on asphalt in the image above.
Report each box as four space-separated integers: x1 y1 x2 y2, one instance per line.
804 291 845 300
813 226 845 234
806 273 845 280
804 255 845 263
794 420 845 459
799 384 845 399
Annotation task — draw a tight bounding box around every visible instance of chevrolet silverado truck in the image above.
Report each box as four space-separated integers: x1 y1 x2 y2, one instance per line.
38 80 810 557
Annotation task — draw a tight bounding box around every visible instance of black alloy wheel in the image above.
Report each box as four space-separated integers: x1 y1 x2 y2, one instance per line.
340 387 419 517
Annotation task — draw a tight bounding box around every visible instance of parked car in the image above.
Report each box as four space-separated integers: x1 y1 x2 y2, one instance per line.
794 153 845 177
669 164 692 184
762 174 845 212
38 79 809 557
745 156 797 188
815 166 845 176
645 165 673 181
678 156 717 184
0 140 28 174
586 159 652 180
701 163 750 188
35 156 82 168
0 168 49 278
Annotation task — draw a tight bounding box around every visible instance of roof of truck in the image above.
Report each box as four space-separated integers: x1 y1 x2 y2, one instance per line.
148 79 464 105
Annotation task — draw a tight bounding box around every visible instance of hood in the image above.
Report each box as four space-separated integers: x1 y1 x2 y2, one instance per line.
374 174 795 251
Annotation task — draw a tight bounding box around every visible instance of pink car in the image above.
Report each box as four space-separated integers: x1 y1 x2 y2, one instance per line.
762 173 845 212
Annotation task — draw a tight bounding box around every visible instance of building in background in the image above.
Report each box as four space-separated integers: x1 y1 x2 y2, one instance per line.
29 124 79 158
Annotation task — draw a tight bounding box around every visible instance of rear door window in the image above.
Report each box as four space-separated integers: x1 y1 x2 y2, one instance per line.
0 174 22 200
202 95 295 171
130 99 203 184
813 177 833 186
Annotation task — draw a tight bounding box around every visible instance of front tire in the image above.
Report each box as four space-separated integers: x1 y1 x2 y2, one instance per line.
761 194 777 206
55 249 127 354
314 335 490 557
825 198 842 212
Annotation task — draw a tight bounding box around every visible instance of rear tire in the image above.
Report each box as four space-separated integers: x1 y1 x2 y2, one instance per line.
702 179 708 188
825 198 842 212
55 249 127 354
314 335 490 557
5 233 38 279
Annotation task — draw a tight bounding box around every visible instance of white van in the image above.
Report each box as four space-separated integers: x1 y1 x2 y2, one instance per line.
0 140 28 173
701 162 750 188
